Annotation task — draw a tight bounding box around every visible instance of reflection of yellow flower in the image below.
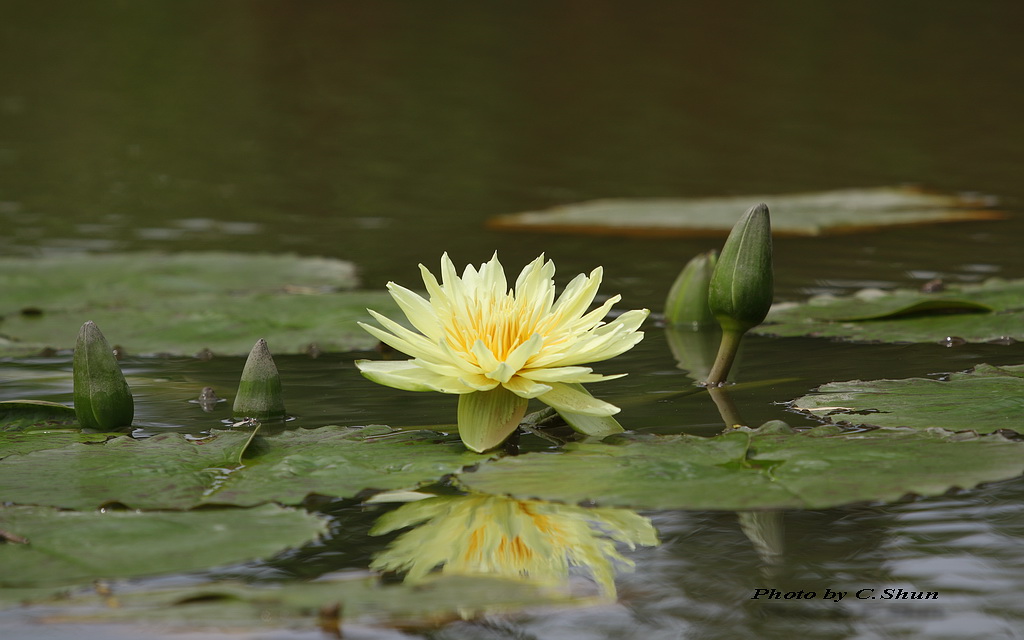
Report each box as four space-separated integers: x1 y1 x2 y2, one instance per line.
356 253 649 451
369 493 658 598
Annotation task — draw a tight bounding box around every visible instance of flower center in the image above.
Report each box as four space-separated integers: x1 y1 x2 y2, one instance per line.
442 288 563 365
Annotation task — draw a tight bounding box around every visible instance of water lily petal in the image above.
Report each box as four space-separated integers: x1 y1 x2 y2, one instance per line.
503 333 545 373
602 308 650 335
471 339 502 374
486 363 516 383
513 254 553 299
514 256 556 324
550 267 603 323
438 340 485 375
357 321 423 359
503 375 553 399
458 387 530 452
539 309 649 367
459 372 502 392
440 253 469 311
363 310 443 358
419 263 450 314
387 283 442 340
538 382 620 416
567 294 621 332
479 252 508 297
355 360 474 394
553 384 626 437
413 357 471 379
520 366 625 384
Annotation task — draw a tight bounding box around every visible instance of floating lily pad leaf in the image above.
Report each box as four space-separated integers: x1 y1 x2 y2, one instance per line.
0 431 251 509
791 363 1024 433
455 426 1024 510
756 277 1024 343
0 252 359 312
488 186 1004 237
0 252 400 356
7 574 591 630
0 290 399 357
0 426 488 510
0 400 76 431
0 432 113 459
0 504 327 588
206 425 491 506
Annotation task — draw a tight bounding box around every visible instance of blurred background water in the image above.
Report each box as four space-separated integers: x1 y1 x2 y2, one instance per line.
3 1 1024 638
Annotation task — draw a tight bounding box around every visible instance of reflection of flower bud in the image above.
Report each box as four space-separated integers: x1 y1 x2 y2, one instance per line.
73 321 134 430
708 203 774 333
664 250 718 328
233 338 286 420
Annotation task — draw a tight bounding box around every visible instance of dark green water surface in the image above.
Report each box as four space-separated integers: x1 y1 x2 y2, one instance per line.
3 2 1024 638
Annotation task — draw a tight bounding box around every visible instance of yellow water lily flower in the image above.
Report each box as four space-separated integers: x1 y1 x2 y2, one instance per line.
356 253 649 452
369 493 659 598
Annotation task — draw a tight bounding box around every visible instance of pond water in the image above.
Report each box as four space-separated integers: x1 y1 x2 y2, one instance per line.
3 2 1024 638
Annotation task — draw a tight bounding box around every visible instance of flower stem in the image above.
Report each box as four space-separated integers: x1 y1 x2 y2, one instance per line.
705 329 745 386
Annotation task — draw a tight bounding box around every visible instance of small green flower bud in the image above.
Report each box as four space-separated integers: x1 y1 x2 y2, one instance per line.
708 203 774 334
73 321 134 430
664 250 718 328
233 338 286 421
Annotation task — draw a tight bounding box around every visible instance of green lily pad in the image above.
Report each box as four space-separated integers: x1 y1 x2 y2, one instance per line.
6 574 592 630
756 277 1024 343
207 426 491 506
0 252 399 356
488 186 1004 237
0 431 113 459
0 426 488 510
0 400 77 431
0 430 253 509
455 425 1024 510
0 504 327 588
791 363 1024 433
0 252 359 312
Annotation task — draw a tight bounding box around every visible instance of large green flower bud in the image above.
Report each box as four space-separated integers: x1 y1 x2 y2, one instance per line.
233 338 286 421
708 203 774 334
73 321 134 430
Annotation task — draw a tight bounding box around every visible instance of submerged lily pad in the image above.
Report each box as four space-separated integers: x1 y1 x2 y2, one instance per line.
0 400 77 432
791 363 1024 433
455 425 1024 510
0 252 399 356
757 277 1024 343
0 426 488 510
7 574 592 630
0 504 327 588
488 186 1004 237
